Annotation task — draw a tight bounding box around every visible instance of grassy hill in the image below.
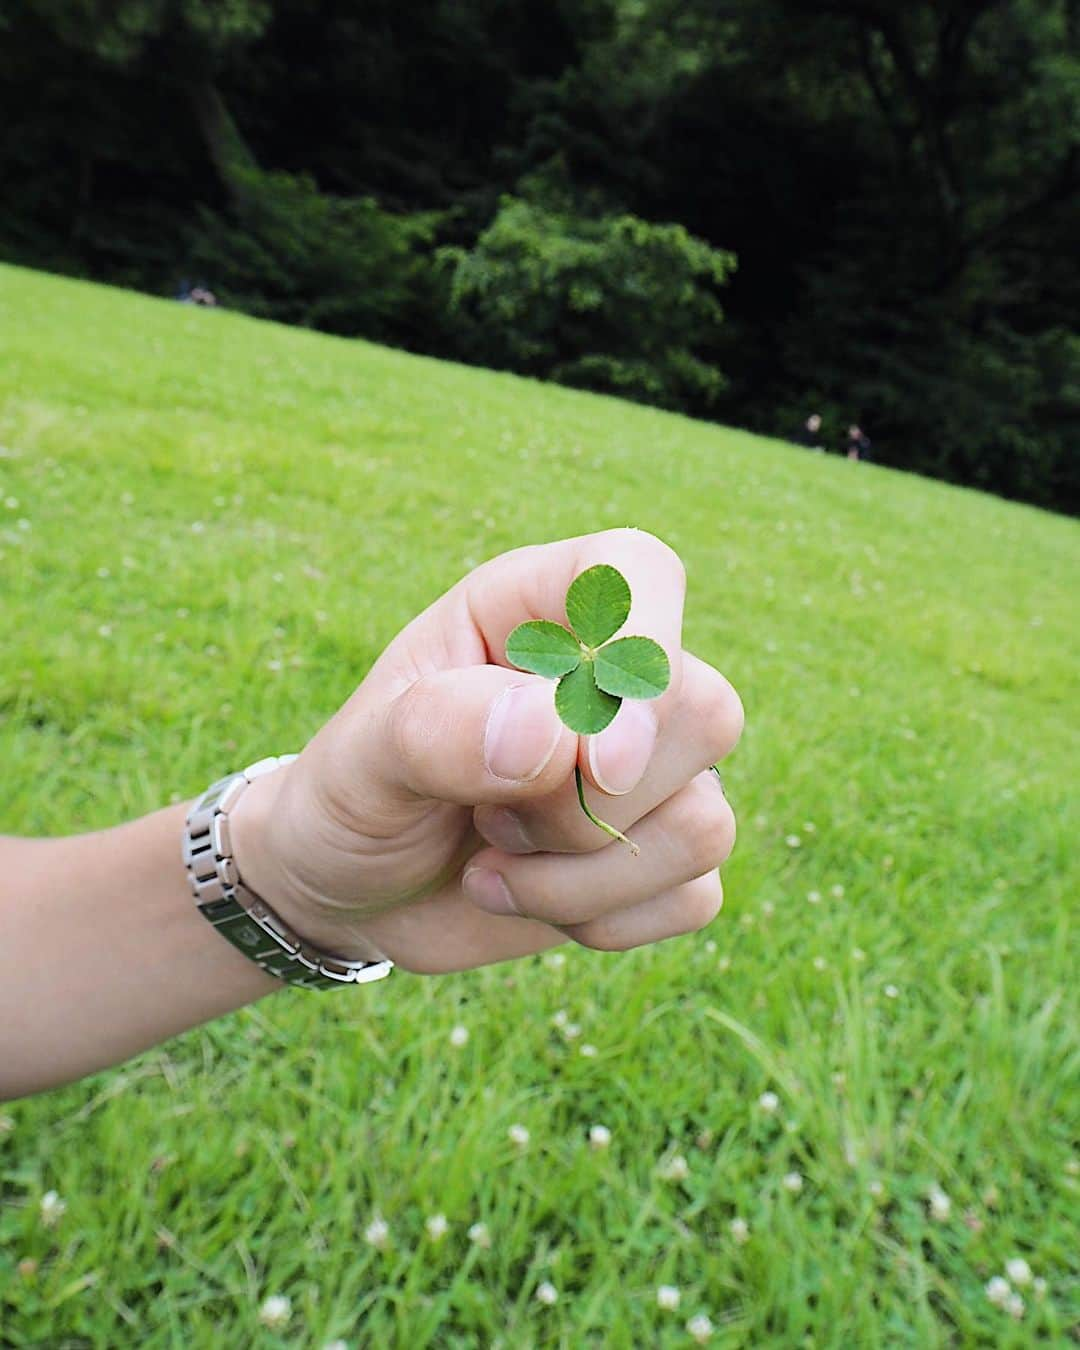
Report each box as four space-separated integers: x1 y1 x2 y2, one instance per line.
1 263 1077 1347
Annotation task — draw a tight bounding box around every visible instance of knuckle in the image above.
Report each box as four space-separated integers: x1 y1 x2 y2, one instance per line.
604 527 686 587
677 880 724 934
686 663 745 763
638 529 687 586
679 780 736 873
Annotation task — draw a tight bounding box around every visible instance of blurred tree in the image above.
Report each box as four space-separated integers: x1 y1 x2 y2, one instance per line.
443 196 735 409
0 0 1075 508
518 0 1079 506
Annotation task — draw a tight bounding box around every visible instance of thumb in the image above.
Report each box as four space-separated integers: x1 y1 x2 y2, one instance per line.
378 666 578 805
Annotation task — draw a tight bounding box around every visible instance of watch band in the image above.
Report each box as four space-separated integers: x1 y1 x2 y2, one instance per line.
182 756 394 991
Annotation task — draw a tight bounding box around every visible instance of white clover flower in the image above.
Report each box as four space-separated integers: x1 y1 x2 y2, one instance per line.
884 984 899 999
544 951 566 969
1033 1277 1047 1299
687 1313 714 1343
1005 1258 1032 1287
717 956 731 973
467 1222 491 1248
1004 1292 1025 1319
656 1285 680 1311
704 939 718 953
851 947 867 962
97 624 113 638
257 1295 292 1330
729 1217 750 1244
425 1213 449 1241
806 890 821 905
551 1009 569 1028
782 1171 804 1194
927 1186 951 1221
589 1125 612 1150
39 1191 66 1228
535 1281 558 1306
830 884 845 898
785 835 802 849
802 821 816 833
761 900 775 918
562 1022 582 1040
580 1044 598 1058
449 1025 469 1048
868 1179 884 1199
324 1341 350 1350
508 1124 530 1147
758 1091 780 1115
813 956 828 971
660 1154 690 1182
985 1276 1011 1307
364 1215 390 1249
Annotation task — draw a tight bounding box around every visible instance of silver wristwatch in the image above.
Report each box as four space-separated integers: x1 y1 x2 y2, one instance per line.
182 755 394 991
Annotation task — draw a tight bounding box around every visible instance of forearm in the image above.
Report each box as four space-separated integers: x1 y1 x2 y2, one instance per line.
0 805 278 1100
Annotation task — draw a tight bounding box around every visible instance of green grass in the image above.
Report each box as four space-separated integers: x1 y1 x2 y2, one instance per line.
0 262 1077 1348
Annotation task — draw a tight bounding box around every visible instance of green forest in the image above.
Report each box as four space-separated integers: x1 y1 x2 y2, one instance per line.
3 0 1077 512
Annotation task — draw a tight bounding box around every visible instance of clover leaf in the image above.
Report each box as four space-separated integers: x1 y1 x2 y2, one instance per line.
554 660 621 735
504 563 671 851
565 563 631 647
504 619 583 679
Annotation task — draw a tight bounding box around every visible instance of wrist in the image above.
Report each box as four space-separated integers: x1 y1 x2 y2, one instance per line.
227 760 385 964
227 766 288 909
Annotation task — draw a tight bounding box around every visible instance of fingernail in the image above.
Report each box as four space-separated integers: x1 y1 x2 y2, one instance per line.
462 867 518 916
484 682 562 783
474 806 535 853
587 700 658 796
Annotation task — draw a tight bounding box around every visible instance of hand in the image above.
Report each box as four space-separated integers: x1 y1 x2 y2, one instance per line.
231 529 743 974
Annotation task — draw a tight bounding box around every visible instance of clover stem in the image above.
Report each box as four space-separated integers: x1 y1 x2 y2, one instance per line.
575 765 640 855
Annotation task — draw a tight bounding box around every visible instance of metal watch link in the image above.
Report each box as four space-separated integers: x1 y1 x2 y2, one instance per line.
183 755 393 991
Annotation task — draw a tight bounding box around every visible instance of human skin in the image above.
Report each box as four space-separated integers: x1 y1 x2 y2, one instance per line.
0 530 741 1099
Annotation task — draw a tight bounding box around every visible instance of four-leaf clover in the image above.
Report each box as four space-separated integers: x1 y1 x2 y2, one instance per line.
505 564 671 849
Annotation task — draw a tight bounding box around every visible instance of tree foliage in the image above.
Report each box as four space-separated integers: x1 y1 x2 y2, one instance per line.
443 197 734 410
191 168 440 339
1 0 1075 510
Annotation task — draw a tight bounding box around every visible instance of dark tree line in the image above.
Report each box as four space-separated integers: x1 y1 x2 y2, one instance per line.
2 0 1077 511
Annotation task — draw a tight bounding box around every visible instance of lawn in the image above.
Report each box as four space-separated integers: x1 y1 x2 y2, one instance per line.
0 263 1077 1348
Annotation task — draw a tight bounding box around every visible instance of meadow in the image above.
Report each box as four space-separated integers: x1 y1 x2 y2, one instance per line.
0 263 1077 1347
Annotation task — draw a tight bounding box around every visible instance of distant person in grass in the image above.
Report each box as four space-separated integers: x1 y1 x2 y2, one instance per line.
794 412 824 451
845 424 872 461
0 530 743 1100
